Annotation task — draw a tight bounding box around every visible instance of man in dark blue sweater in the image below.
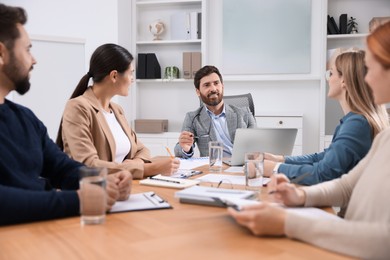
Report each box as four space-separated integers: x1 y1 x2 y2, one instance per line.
0 4 132 225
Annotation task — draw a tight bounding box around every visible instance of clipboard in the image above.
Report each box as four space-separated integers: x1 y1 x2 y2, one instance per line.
140 174 200 189
109 191 172 213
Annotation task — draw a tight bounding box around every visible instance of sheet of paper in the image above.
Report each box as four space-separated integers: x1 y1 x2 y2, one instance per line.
110 192 172 213
196 173 270 186
179 157 209 170
224 166 244 173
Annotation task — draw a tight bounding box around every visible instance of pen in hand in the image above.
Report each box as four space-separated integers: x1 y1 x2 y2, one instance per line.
165 146 174 159
268 172 311 195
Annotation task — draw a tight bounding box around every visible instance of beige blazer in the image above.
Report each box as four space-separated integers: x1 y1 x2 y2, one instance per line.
61 88 150 179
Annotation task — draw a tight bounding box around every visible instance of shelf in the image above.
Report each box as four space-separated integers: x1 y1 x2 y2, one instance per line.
222 75 321 82
327 33 369 40
136 39 201 45
136 78 193 83
136 0 201 6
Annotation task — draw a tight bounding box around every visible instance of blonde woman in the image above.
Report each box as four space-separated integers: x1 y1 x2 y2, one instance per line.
228 21 390 259
264 50 388 185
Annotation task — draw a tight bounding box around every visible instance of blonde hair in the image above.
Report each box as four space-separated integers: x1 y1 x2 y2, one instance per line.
335 50 389 137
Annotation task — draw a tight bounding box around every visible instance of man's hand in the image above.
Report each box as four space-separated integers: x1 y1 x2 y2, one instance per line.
179 131 195 153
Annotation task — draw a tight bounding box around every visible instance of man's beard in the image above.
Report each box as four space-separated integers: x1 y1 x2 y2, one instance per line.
3 51 31 95
199 91 223 106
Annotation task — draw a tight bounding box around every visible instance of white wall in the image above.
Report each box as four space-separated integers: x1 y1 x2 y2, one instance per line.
2 0 119 140
2 0 119 67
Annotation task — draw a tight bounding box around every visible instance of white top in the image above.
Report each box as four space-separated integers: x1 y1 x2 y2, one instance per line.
102 110 131 163
285 128 390 259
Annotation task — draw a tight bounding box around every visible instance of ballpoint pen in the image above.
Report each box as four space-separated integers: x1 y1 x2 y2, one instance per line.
149 176 182 184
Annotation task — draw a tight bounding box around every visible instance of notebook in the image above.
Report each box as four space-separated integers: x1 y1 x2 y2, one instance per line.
225 128 298 166
175 185 256 207
110 192 172 213
140 174 200 189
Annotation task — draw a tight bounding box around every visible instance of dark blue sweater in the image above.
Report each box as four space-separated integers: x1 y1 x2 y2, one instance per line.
0 99 83 225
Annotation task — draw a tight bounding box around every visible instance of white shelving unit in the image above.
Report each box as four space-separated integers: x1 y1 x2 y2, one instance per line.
323 0 390 145
130 0 206 129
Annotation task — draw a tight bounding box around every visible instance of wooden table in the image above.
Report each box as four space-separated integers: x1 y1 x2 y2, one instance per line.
0 166 355 260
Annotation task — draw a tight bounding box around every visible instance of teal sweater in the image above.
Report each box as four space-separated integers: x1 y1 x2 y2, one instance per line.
278 112 373 185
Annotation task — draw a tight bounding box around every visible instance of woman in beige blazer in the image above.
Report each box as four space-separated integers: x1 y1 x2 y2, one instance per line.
57 44 179 179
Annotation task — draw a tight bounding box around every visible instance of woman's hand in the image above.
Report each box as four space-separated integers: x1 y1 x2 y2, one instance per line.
228 203 286 236
145 157 180 176
267 174 306 207
264 152 285 162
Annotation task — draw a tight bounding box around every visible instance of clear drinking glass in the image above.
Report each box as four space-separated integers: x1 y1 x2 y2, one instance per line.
209 141 223 173
244 152 264 191
79 166 107 225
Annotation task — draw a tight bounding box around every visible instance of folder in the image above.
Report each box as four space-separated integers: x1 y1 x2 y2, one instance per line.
170 12 191 40
183 52 192 79
197 12 202 39
327 15 338 35
339 14 348 34
146 53 161 79
190 12 198 40
137 53 147 79
191 52 202 78
175 185 256 207
110 192 172 213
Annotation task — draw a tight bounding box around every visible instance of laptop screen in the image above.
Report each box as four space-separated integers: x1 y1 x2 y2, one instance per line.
225 128 297 166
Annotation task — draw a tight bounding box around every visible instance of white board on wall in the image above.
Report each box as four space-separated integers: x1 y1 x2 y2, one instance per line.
12 35 85 141
222 0 311 75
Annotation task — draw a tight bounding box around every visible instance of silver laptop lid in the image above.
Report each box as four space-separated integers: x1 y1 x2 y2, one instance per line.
226 128 298 166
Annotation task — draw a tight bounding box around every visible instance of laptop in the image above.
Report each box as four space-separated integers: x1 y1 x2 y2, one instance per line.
224 128 298 166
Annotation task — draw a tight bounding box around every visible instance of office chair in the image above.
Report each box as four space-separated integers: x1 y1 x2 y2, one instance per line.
200 93 255 117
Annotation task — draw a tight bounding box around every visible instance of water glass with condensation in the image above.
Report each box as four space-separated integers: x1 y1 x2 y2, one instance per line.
79 166 107 225
244 152 264 191
209 141 223 173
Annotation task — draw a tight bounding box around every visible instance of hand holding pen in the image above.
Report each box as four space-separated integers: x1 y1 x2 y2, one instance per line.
267 174 306 207
178 131 196 153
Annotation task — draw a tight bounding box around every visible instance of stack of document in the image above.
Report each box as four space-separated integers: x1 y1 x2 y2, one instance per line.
175 185 256 207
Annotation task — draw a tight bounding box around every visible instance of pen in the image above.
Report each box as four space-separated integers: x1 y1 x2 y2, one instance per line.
290 172 311 184
268 172 312 195
149 176 182 184
165 146 174 159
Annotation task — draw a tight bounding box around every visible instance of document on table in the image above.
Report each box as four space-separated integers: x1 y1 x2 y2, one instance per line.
110 191 172 213
170 157 209 178
179 157 209 170
196 173 271 186
140 174 200 189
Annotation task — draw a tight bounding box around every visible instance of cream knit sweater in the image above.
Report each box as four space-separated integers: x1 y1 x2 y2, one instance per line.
285 128 390 259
